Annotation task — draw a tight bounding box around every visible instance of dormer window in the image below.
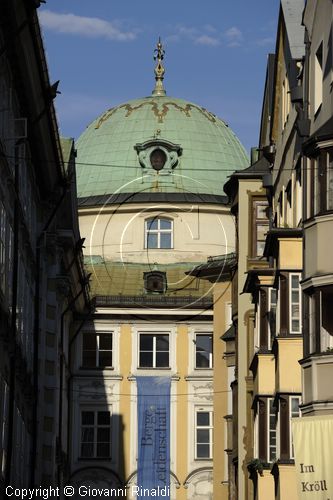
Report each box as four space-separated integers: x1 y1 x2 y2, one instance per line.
144 271 167 293
145 217 173 249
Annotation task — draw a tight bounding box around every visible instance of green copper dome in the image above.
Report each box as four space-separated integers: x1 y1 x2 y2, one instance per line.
76 95 249 199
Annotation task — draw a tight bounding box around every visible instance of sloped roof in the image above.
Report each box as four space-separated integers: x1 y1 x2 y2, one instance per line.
85 258 213 299
281 0 305 60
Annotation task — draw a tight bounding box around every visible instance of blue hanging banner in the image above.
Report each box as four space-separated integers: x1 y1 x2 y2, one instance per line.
136 377 170 499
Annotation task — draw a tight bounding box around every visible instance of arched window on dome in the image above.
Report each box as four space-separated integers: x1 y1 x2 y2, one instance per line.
145 217 173 249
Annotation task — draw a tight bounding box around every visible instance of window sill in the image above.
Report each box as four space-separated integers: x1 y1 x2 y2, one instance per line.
137 367 171 370
80 367 114 371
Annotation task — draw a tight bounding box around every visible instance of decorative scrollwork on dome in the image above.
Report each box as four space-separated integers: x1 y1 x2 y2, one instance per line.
94 100 217 129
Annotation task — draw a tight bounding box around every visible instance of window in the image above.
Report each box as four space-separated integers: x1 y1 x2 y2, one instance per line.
252 200 269 257
289 396 301 458
82 332 112 368
314 42 323 115
254 398 276 463
80 410 111 458
282 76 290 127
145 217 173 249
195 410 213 459
295 165 302 225
139 333 169 368
268 288 277 349
268 399 277 462
289 274 301 333
308 287 333 354
195 334 213 368
312 149 333 215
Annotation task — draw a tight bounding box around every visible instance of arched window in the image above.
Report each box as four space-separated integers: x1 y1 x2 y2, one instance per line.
145 217 173 249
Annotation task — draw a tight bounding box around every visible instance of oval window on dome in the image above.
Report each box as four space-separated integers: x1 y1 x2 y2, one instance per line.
150 148 167 171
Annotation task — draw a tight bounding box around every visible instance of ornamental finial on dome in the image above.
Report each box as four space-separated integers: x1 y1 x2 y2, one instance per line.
152 37 166 96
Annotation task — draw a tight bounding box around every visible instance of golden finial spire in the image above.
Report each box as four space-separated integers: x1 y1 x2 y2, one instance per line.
152 37 166 96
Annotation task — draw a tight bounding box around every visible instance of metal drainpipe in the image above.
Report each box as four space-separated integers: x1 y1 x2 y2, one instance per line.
30 184 69 488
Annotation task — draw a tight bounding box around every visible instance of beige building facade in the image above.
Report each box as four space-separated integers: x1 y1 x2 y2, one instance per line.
70 44 248 499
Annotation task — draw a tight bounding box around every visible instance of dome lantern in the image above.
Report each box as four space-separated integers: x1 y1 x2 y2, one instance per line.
152 37 166 97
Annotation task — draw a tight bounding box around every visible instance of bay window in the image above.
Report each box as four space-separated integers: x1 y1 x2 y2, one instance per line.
307 287 333 354
311 148 333 215
251 199 269 257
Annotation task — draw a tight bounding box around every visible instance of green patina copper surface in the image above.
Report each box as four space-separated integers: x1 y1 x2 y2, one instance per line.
85 259 213 298
76 95 249 198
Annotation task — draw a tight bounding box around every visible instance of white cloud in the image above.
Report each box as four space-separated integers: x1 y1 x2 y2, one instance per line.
224 27 243 47
166 24 220 47
195 35 220 47
39 10 137 42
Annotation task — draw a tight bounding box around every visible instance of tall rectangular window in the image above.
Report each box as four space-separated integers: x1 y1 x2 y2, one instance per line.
327 149 333 211
289 397 301 458
320 288 333 351
289 274 301 333
195 410 213 459
268 288 277 349
268 399 277 462
139 333 169 368
80 410 111 458
252 200 269 257
82 333 113 368
195 334 213 368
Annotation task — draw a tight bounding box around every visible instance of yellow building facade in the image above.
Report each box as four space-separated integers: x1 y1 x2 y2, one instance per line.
68 43 248 499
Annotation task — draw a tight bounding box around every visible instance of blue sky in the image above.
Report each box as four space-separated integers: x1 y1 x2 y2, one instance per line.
39 0 280 154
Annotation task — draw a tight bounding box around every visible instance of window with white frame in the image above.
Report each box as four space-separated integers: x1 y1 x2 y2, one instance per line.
145 217 173 249
268 398 277 462
289 396 301 459
195 409 213 459
80 410 111 459
195 334 213 369
139 333 169 368
254 398 276 463
289 273 301 333
82 332 113 368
